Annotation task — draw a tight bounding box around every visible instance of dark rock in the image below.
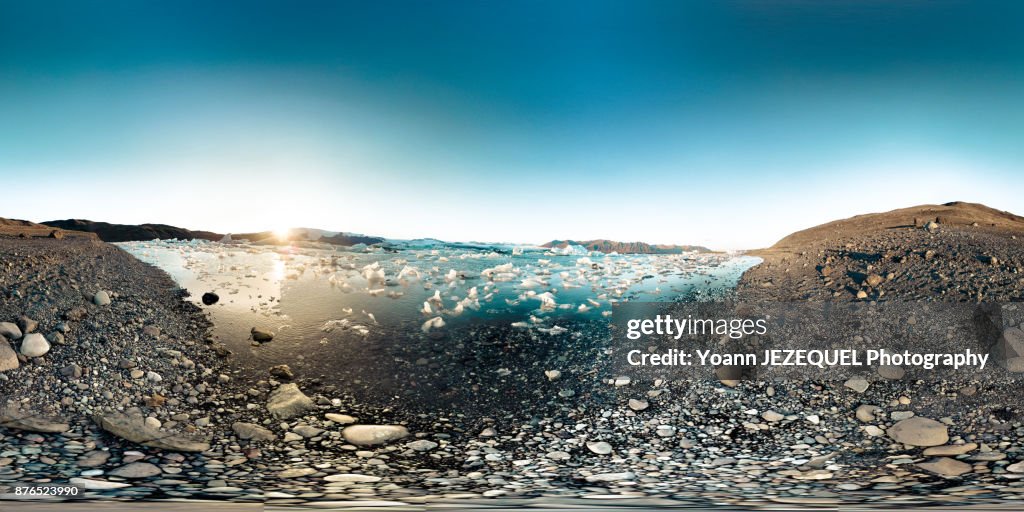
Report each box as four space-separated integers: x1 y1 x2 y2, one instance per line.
251 327 274 342
269 364 294 380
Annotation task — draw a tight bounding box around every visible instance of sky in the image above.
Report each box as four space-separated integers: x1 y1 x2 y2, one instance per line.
1 0 1022 249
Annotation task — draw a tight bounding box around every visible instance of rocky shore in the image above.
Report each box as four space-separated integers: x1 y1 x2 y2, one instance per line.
738 202 1024 302
4 207 1024 508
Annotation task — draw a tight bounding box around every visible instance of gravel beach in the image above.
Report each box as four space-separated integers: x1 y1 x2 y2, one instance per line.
4 207 1024 509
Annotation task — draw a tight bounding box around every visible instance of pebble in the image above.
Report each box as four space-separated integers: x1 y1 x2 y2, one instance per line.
586 441 613 455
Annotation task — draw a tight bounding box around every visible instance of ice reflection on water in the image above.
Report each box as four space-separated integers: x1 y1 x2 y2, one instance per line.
118 239 759 380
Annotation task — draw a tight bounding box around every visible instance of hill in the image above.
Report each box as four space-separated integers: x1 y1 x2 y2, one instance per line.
42 219 221 243
764 201 1024 253
0 217 95 239
738 202 1024 302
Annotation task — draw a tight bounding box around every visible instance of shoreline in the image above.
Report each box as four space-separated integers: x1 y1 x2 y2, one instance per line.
3 234 1024 507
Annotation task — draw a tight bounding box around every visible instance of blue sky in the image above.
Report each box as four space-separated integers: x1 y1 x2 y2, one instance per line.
1 1 1022 249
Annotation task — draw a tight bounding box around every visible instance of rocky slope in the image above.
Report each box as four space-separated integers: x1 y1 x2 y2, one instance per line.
0 217 94 240
543 239 711 254
42 219 221 243
738 202 1024 302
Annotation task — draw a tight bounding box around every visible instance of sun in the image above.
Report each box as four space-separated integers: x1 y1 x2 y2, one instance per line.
273 226 291 241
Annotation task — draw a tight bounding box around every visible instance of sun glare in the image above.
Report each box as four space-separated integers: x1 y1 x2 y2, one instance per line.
273 227 291 241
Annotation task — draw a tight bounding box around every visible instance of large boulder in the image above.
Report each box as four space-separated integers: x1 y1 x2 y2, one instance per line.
0 406 70 433
108 462 161 479
232 422 276 442
19 333 51 358
0 322 22 340
266 383 315 420
341 425 410 446
0 338 18 372
916 457 972 477
887 417 949 447
92 411 209 452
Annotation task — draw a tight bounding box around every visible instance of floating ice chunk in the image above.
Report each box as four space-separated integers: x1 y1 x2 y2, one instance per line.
451 302 464 316
367 288 386 296
511 321 529 328
398 265 421 280
535 292 557 310
482 263 517 281
578 304 591 313
421 316 445 333
342 307 353 315
587 298 601 307
422 301 433 315
445 269 458 282
428 290 443 308
459 297 480 311
321 319 350 332
518 278 545 289
361 263 386 287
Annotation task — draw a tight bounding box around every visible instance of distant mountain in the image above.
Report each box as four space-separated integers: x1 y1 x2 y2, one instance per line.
42 219 220 243
542 239 712 254
319 232 385 246
42 219 386 247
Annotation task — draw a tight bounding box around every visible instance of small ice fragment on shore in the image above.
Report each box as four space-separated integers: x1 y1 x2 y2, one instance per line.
421 316 445 333
539 325 568 335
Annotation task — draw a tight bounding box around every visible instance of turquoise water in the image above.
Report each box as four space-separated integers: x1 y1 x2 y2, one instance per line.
118 239 759 390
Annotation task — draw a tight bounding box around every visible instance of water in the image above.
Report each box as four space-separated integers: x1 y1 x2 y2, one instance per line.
118 239 759 415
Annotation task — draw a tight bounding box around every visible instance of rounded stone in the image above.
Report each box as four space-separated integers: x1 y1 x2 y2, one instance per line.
887 417 949 447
